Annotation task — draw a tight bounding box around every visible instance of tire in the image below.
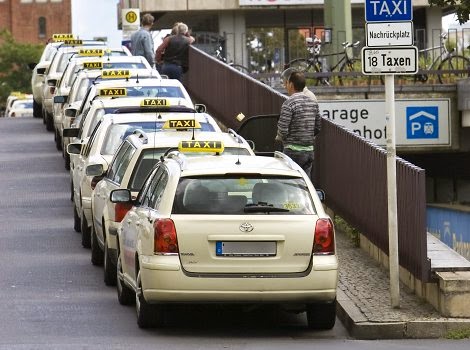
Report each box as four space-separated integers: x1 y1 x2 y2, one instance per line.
55 132 62 151
45 112 54 131
91 224 104 266
64 150 70 171
73 204 81 232
33 100 42 119
136 271 165 328
338 58 361 86
116 246 134 305
81 209 91 248
306 300 336 330
438 55 470 84
104 235 117 286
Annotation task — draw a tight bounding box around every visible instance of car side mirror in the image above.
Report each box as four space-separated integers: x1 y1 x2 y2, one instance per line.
86 163 104 176
194 104 206 113
36 67 46 75
53 95 67 104
110 189 132 203
64 108 77 118
28 62 37 70
67 143 82 155
316 189 325 202
63 128 79 138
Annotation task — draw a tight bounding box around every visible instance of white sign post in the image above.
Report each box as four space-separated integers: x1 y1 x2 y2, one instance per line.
364 0 415 309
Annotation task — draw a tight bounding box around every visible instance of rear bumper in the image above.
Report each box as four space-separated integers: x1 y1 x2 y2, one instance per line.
140 255 338 303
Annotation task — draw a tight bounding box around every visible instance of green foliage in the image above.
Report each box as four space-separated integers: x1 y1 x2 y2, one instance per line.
333 216 360 247
0 30 43 107
445 328 470 339
429 0 470 24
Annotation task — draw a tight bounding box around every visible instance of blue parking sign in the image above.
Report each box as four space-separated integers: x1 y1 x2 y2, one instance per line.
406 106 439 139
365 0 413 22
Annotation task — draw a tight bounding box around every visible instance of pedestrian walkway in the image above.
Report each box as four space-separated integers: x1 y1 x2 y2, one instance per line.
335 229 470 339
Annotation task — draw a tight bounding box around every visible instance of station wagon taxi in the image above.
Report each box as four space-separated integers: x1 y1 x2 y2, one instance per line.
90 127 254 286
111 145 338 329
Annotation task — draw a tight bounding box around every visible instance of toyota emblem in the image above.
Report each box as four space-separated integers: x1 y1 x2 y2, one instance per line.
239 222 254 232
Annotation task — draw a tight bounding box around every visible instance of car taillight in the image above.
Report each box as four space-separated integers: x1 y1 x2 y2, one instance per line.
90 175 104 190
49 86 56 94
154 218 178 254
11 112 15 117
115 203 132 222
313 218 335 255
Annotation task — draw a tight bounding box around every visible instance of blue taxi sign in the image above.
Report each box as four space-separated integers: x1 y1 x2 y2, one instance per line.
365 0 412 22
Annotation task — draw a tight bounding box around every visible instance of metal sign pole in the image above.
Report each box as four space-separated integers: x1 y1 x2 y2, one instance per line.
385 73 400 308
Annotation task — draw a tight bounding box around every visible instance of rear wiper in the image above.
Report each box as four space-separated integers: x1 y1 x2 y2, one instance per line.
244 202 289 213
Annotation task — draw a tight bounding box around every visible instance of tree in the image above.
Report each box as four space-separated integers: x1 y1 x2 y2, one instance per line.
429 0 470 24
0 30 43 108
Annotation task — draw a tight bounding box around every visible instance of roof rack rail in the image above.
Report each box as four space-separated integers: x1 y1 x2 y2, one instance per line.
227 128 244 144
274 151 302 171
132 129 148 144
165 150 186 169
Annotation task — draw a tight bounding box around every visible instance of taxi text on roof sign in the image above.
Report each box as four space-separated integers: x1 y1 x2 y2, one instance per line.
98 88 127 97
101 69 131 79
52 33 74 42
163 119 201 129
79 48 105 57
83 62 103 69
63 39 83 46
178 140 224 153
140 98 169 107
365 0 412 22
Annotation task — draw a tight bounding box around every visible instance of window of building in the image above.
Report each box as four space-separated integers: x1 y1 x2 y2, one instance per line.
35 0 47 3
20 0 33 3
50 0 63 2
38 17 46 38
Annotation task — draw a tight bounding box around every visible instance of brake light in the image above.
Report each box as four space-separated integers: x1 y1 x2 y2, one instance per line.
49 86 56 94
90 175 104 190
115 202 132 222
313 218 335 255
154 218 178 254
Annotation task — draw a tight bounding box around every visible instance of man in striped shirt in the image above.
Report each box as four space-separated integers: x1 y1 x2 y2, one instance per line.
276 71 321 179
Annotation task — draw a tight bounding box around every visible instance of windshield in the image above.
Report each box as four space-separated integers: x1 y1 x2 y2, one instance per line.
172 177 315 215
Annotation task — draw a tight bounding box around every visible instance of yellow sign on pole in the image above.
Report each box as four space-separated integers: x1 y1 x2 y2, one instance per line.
122 8 140 32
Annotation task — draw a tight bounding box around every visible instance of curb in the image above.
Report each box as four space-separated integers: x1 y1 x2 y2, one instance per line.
336 289 470 339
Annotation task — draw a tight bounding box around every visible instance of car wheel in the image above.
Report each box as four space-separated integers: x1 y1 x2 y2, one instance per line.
33 100 42 118
116 247 134 305
64 149 70 170
55 132 62 151
91 224 104 266
73 204 81 232
136 271 165 328
81 210 91 248
45 113 54 131
104 237 117 286
70 181 74 202
306 300 336 330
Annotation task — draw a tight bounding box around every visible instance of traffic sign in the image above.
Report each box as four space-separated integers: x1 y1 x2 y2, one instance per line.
365 0 412 22
362 46 418 74
366 21 413 46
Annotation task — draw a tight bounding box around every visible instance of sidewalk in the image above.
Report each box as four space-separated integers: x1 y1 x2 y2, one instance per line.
335 230 470 339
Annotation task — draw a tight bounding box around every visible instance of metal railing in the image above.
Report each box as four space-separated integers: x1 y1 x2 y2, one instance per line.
185 45 432 282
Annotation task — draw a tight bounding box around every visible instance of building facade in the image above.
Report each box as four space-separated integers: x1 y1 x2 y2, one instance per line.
0 0 71 44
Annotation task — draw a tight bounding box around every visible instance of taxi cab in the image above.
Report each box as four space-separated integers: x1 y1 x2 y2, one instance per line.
41 43 130 130
90 126 254 286
67 102 220 249
111 146 338 329
53 59 155 150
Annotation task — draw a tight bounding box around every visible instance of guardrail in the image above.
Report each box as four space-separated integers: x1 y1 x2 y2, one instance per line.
186 45 432 282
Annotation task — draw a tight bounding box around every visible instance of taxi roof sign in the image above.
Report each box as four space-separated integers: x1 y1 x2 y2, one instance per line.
178 140 224 153
63 39 83 46
163 119 201 130
79 48 105 57
101 69 131 79
83 61 103 69
140 98 169 107
98 88 127 97
52 33 74 42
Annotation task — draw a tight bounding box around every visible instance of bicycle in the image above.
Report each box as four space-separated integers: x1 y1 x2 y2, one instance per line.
286 37 363 86
214 45 251 74
411 32 469 84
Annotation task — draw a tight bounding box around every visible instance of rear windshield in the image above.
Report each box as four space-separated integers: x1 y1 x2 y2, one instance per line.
128 148 252 191
172 177 315 215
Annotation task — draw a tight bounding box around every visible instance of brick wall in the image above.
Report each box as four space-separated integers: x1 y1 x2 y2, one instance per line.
0 0 71 44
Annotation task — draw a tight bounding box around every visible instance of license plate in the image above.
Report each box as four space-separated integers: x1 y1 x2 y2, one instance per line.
216 241 276 257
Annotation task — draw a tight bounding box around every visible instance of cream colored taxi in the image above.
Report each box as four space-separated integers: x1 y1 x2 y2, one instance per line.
68 101 222 249
111 147 338 329
90 127 254 286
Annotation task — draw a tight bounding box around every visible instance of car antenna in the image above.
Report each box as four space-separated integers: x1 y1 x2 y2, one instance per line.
235 134 241 165
191 110 196 141
136 74 139 84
